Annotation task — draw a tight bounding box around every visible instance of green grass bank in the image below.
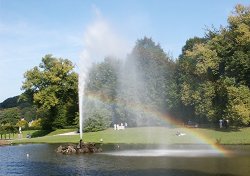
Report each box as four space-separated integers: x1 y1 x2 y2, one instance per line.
11 127 250 145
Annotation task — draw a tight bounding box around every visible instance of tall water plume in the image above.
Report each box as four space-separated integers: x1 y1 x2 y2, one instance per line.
78 12 129 139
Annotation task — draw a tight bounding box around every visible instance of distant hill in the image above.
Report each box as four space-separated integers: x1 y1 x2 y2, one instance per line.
0 96 19 109
0 95 36 122
0 96 30 109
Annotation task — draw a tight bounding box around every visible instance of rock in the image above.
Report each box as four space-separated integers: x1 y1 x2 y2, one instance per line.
57 145 63 153
57 141 102 155
68 145 76 153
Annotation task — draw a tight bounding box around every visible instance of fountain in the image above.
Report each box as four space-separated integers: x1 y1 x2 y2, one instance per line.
59 11 228 158
77 13 128 140
78 57 89 140
57 12 130 154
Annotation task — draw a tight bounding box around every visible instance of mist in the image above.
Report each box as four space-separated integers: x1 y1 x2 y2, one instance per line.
78 9 130 138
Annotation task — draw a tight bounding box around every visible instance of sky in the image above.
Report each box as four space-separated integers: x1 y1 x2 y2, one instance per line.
0 0 249 102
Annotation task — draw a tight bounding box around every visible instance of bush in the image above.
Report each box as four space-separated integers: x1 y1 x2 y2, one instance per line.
31 130 50 138
82 98 112 132
29 118 42 130
83 112 112 132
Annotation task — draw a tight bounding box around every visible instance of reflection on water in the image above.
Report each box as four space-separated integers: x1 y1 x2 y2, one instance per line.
0 144 249 176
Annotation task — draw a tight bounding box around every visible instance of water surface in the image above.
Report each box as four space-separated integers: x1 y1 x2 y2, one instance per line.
0 144 249 176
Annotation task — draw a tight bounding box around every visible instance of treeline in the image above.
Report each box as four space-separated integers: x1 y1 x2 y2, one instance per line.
83 38 177 129
0 96 38 137
177 4 250 125
0 96 36 123
1 4 249 132
84 4 250 129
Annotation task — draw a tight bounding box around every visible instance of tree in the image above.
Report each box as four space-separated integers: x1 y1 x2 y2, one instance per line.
226 84 250 125
0 108 20 138
82 100 112 132
226 4 250 86
83 57 119 131
177 4 250 125
22 55 78 130
117 37 176 126
0 107 20 125
86 57 119 102
21 107 36 122
16 119 28 130
29 118 42 129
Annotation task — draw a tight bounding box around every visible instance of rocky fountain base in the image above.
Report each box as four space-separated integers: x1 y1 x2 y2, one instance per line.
57 140 102 154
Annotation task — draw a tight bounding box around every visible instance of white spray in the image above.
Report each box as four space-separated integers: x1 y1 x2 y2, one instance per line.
78 11 129 139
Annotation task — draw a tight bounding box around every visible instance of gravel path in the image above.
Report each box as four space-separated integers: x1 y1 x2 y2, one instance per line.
55 131 78 136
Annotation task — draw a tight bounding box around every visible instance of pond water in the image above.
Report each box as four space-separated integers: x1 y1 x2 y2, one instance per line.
0 144 250 176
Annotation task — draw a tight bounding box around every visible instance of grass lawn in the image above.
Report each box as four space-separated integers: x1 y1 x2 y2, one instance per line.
12 127 250 145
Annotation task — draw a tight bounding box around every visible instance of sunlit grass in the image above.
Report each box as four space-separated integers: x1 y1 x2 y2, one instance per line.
12 127 250 145
198 127 250 144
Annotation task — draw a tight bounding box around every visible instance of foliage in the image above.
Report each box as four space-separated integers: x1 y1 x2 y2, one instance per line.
2 4 249 132
30 130 51 138
115 37 176 126
29 118 42 129
20 106 37 122
177 4 250 125
0 107 20 125
21 55 78 130
225 84 250 125
130 37 175 112
82 99 112 132
83 58 119 131
0 107 20 135
0 95 38 125
16 119 28 129
86 57 119 102
0 96 20 109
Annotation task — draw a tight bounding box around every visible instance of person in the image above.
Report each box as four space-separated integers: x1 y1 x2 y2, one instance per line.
120 123 124 130
226 119 229 128
219 119 223 128
18 128 22 139
222 119 226 128
176 131 186 136
224 119 228 129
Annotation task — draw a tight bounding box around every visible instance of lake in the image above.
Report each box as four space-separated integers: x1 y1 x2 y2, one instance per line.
0 144 250 176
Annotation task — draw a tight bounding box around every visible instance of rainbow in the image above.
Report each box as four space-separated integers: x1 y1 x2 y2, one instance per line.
84 91 232 156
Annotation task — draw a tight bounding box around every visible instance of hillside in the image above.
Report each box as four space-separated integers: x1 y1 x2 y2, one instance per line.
0 95 36 122
1 96 19 109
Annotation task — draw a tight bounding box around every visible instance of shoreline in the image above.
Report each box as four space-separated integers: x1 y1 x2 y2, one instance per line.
0 140 11 146
7 140 250 146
